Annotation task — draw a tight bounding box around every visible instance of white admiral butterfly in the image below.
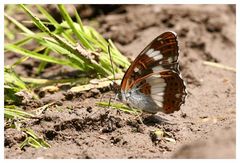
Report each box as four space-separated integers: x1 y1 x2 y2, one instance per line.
113 31 187 114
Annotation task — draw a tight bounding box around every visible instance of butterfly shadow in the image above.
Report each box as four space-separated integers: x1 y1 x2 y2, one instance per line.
141 114 176 126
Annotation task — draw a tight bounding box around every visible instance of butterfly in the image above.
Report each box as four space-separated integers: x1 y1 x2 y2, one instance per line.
113 31 187 114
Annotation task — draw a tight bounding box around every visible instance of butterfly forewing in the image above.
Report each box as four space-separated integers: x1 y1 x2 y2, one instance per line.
121 31 180 91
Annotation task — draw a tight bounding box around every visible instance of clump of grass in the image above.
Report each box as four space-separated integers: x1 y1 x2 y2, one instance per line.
4 4 130 78
4 4 131 149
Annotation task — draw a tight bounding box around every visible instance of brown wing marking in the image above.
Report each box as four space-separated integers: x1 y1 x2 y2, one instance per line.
159 71 187 114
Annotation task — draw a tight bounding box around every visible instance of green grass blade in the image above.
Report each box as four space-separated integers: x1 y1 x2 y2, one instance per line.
36 4 76 45
4 66 27 91
25 129 39 139
19 4 51 34
96 101 141 115
57 4 93 50
4 66 28 104
39 38 87 70
74 7 84 32
12 56 29 67
4 13 33 34
4 20 15 40
36 5 60 29
19 138 29 149
5 44 75 67
26 129 51 147
20 128 51 149
108 39 130 68
12 36 32 47
28 137 43 148
20 5 76 50
4 107 34 120
36 48 50 74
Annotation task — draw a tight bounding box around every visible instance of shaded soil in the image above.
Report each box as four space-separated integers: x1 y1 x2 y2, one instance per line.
4 4 236 158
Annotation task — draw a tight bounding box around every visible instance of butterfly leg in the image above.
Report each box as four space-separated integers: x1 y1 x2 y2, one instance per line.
99 93 105 102
107 96 112 108
107 95 122 115
136 112 144 124
88 93 111 119
125 104 144 124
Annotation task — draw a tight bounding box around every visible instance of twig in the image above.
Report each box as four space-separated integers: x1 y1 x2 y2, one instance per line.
203 61 236 72
70 74 123 93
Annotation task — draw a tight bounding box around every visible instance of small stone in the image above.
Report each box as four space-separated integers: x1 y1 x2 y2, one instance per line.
64 91 74 100
86 106 92 113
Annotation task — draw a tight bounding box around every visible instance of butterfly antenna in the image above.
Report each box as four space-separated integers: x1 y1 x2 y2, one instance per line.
107 43 119 108
107 44 116 83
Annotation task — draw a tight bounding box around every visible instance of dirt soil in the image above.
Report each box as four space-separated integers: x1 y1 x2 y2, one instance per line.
4 4 236 159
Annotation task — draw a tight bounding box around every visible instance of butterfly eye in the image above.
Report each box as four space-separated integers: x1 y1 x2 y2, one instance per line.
117 93 122 101
110 82 120 94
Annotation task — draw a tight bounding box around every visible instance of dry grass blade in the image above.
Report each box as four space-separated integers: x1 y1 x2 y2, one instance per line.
69 75 122 93
203 61 236 72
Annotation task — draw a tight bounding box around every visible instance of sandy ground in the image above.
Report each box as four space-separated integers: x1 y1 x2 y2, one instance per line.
4 4 236 158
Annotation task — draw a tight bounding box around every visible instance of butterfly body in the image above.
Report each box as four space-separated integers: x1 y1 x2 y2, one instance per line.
115 31 187 114
118 86 162 114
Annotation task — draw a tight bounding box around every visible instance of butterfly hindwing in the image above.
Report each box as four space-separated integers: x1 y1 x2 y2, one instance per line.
131 70 186 113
